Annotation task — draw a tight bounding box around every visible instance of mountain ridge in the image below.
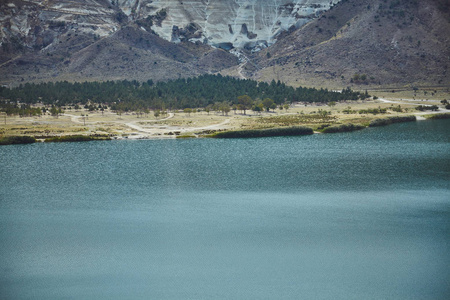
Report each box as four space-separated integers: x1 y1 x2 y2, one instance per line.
250 0 450 88
0 0 449 89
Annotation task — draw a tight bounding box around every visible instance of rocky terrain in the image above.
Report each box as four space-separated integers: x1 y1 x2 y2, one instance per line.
118 0 340 49
0 0 449 89
250 0 450 88
0 0 243 84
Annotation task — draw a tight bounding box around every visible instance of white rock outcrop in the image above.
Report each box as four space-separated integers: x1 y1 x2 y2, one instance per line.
117 0 340 50
0 0 339 51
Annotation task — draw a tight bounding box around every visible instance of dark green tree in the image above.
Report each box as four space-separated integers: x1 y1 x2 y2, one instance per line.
237 95 252 115
262 98 274 112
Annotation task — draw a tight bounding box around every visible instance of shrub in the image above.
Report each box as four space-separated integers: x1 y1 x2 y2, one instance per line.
212 126 313 138
415 105 439 111
0 135 36 145
358 107 387 114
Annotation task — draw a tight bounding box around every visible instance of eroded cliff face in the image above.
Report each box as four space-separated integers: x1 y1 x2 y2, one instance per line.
0 0 341 84
1 0 448 87
0 0 119 54
0 0 339 53
0 1 242 84
117 0 340 50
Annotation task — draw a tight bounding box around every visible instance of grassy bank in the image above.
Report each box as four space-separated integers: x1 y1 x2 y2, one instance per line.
44 135 111 143
176 134 196 139
0 135 36 145
212 126 313 138
369 115 416 127
321 123 365 133
423 113 450 120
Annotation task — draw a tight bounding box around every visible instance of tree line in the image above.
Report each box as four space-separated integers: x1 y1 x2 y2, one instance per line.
0 75 367 113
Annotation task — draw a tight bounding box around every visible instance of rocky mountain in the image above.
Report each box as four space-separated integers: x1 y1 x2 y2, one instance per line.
0 0 338 54
114 0 340 50
250 0 450 88
0 0 246 84
0 0 449 89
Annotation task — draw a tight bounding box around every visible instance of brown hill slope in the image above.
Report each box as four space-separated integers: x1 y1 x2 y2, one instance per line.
252 0 450 89
0 0 238 86
0 25 238 85
1 0 449 89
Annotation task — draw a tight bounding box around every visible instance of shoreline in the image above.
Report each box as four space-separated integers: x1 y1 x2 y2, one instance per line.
2 113 449 145
1 97 449 144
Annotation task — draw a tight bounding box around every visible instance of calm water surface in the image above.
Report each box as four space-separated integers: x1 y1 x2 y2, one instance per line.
1 120 449 299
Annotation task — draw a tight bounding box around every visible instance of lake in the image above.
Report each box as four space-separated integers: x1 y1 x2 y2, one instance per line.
1 120 449 299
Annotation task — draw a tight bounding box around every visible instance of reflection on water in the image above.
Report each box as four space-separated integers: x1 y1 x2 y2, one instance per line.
0 120 449 299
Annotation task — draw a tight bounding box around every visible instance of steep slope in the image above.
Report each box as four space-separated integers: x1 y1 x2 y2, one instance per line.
64 25 239 81
0 24 238 84
0 0 338 85
1 0 449 89
0 0 121 56
0 0 340 52
252 0 450 88
128 0 341 49
0 0 238 85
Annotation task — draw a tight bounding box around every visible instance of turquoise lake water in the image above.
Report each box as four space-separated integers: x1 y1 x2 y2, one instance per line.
1 119 449 299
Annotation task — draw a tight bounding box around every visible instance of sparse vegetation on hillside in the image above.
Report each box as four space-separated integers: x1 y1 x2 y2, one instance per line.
255 0 450 88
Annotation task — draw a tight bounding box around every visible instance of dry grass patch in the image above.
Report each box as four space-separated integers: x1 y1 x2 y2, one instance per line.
1 97 446 140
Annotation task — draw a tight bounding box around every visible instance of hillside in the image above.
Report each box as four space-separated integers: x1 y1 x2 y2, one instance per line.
250 0 450 89
0 0 240 85
1 26 238 84
0 0 449 90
